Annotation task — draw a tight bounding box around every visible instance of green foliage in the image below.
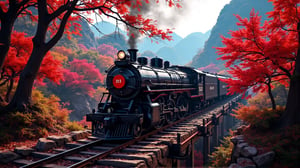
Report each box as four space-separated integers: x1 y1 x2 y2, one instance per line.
32 90 71 126
0 111 50 143
65 121 84 131
0 89 73 144
209 135 234 167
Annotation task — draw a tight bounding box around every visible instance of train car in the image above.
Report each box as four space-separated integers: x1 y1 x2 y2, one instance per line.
86 49 229 139
217 75 229 98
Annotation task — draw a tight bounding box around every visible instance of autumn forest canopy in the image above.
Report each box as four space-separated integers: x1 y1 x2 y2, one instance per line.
0 0 299 142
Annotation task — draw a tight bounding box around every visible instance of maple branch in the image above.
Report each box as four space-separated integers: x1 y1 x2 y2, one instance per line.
271 77 290 83
48 1 70 21
253 37 264 53
74 4 149 35
99 6 152 36
0 7 3 16
46 0 78 51
0 78 10 86
289 62 294 71
16 0 35 16
0 68 5 80
0 67 17 87
270 59 292 78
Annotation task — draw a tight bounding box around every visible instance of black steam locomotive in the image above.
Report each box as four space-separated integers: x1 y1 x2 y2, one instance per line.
86 49 229 139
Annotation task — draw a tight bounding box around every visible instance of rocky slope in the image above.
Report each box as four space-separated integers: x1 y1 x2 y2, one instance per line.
190 0 274 69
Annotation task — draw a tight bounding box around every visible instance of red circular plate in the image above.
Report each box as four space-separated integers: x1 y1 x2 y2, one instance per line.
113 74 126 89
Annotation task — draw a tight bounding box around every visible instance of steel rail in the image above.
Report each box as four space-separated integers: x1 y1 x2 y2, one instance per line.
20 139 103 168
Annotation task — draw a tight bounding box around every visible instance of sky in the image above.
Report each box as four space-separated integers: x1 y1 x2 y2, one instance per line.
95 0 232 38
172 0 231 37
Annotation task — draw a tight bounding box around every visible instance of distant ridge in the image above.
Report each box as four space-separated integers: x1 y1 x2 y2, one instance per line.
89 21 211 65
156 31 211 65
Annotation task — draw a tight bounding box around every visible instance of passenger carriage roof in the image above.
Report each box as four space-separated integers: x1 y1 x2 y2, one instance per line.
194 69 230 79
194 69 217 77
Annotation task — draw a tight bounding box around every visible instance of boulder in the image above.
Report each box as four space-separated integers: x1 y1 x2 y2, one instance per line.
35 138 56 152
229 163 243 168
70 131 86 140
14 146 34 156
236 125 248 135
231 142 249 163
62 135 73 143
252 151 275 168
241 146 258 158
237 157 256 168
0 151 20 163
230 135 244 145
47 135 66 146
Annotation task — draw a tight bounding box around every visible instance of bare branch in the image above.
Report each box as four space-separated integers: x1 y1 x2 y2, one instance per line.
46 0 78 50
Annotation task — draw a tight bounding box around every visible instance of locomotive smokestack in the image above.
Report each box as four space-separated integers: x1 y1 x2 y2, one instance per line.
128 49 138 62
164 61 170 69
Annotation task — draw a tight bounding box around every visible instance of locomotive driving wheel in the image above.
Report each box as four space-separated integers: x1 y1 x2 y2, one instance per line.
165 99 175 122
176 95 189 119
132 123 142 138
155 97 166 128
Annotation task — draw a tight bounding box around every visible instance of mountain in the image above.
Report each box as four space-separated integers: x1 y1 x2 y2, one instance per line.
190 0 274 69
156 31 211 65
96 32 128 51
14 16 97 50
91 21 127 37
137 33 183 53
75 19 97 48
90 20 180 51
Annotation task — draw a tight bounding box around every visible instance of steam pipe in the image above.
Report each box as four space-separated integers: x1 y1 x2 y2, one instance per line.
128 49 138 62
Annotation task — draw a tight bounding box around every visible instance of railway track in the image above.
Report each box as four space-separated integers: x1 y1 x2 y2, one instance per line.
13 95 240 168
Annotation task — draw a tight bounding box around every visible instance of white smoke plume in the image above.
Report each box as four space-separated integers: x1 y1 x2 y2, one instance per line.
127 0 185 49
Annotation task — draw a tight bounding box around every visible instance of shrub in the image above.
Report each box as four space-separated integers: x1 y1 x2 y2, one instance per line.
209 134 234 167
65 121 84 131
0 89 73 144
232 104 284 129
244 124 300 168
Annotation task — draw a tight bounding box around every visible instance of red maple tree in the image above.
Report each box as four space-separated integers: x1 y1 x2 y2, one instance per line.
1 31 63 102
51 59 104 97
96 55 114 73
216 0 300 126
0 0 37 72
69 58 104 84
96 44 118 58
1 0 180 112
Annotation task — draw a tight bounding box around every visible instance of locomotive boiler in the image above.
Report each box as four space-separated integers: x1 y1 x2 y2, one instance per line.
86 49 229 139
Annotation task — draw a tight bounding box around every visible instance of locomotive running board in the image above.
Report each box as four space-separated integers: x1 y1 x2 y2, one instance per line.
144 87 196 93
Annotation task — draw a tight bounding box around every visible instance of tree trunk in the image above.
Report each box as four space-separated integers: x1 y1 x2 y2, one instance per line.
0 17 15 71
7 47 46 112
267 82 276 110
5 74 14 102
6 0 76 112
280 22 300 127
0 2 21 71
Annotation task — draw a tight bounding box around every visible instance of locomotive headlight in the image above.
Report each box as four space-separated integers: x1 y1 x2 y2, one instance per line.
117 50 126 60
